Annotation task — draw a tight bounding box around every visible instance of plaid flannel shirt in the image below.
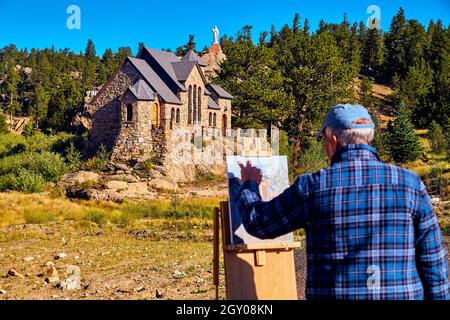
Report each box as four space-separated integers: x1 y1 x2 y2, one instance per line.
238 144 449 300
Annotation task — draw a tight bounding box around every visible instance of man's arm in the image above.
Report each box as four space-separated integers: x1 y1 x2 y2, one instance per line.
237 176 310 239
415 182 450 300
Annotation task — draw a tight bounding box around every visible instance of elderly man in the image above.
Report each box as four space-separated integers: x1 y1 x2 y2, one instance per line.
238 104 449 300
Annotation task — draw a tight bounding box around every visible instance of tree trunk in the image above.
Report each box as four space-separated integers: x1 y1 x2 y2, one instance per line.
292 104 306 168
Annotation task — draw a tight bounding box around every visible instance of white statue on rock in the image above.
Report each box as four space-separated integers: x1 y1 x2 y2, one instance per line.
212 26 219 44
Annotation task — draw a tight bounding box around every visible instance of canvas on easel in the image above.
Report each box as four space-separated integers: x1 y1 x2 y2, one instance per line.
226 155 294 244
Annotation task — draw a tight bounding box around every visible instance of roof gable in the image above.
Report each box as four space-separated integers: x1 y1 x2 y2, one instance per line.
137 47 186 92
181 50 207 67
127 79 156 101
171 61 196 82
127 57 182 105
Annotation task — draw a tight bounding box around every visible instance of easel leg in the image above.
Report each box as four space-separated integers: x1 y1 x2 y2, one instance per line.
213 207 220 300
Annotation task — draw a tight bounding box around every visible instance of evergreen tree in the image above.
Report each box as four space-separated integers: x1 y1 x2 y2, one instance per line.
30 83 49 127
362 26 384 77
292 13 301 34
360 76 374 108
218 26 292 130
384 7 407 82
183 34 196 53
428 120 447 155
386 102 422 163
303 19 310 36
84 39 97 60
398 58 433 126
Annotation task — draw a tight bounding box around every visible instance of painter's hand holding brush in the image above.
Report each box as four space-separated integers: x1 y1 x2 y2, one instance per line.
238 161 262 185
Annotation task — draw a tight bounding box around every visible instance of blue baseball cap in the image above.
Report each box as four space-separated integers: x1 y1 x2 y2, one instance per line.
315 104 375 138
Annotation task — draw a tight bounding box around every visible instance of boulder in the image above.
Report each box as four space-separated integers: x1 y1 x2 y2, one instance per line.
152 165 167 176
148 178 178 193
108 174 138 183
105 180 128 190
126 182 150 195
111 163 130 172
73 171 100 184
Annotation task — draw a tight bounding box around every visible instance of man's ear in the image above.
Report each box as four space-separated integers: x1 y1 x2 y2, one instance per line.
332 134 338 149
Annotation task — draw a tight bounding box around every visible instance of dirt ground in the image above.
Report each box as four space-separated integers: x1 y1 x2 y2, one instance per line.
0 221 222 300
0 220 448 300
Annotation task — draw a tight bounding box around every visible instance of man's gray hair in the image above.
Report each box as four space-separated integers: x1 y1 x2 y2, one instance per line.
325 126 374 146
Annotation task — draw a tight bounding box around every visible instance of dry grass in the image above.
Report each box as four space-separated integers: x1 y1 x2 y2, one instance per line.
0 192 224 228
0 193 226 300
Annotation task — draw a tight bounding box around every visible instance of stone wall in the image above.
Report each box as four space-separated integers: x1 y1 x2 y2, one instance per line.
111 94 155 162
84 61 142 156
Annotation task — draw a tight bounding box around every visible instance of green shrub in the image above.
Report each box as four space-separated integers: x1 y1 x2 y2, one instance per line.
0 151 66 182
24 208 57 224
0 114 9 134
84 144 110 172
65 142 81 170
84 209 107 225
0 133 27 158
0 169 46 193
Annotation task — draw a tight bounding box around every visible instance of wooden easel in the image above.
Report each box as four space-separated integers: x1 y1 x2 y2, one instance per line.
213 201 301 300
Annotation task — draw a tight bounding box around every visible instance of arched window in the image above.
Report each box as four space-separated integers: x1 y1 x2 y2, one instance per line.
170 108 175 129
152 102 159 126
176 109 180 124
193 85 197 124
222 114 227 136
126 104 133 122
208 112 212 126
213 113 217 127
197 87 202 123
188 85 192 124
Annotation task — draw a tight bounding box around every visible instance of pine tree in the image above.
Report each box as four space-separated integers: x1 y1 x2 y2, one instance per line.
303 19 310 36
362 27 384 77
398 58 433 126
292 13 301 34
428 121 447 155
84 39 97 59
360 76 374 108
384 7 407 82
218 26 292 130
182 34 196 54
387 103 422 163
30 83 49 127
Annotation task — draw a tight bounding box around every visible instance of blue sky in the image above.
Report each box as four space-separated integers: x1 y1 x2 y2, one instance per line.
0 0 449 55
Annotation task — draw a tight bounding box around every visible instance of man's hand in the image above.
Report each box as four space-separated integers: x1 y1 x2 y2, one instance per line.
238 161 262 185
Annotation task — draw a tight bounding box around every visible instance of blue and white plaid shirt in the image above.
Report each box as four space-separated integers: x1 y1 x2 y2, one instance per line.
238 144 449 300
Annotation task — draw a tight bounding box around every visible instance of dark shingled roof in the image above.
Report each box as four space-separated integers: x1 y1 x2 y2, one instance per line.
207 84 233 99
181 50 207 67
171 61 196 82
127 79 156 101
127 57 182 105
140 47 186 92
208 97 221 110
